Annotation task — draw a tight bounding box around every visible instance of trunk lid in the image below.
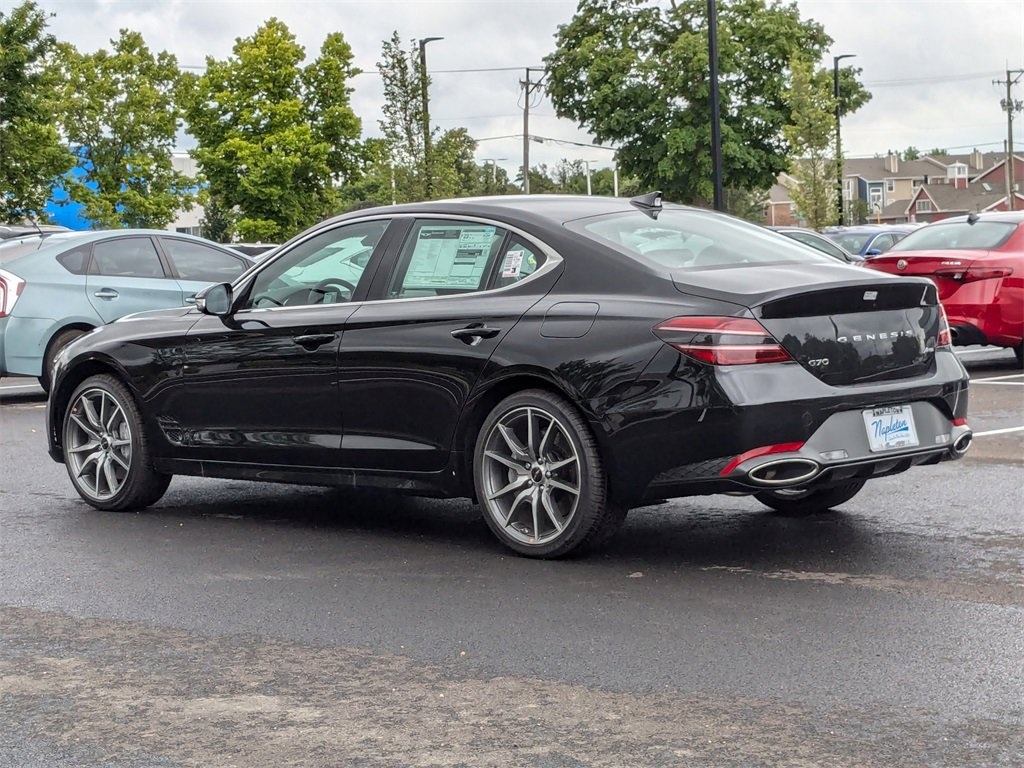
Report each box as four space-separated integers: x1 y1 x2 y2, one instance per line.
673 264 943 385
864 248 990 300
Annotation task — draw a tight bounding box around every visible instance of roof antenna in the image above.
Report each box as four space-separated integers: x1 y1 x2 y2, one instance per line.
630 191 663 219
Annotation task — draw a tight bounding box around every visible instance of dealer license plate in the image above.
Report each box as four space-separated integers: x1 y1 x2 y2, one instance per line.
862 405 919 452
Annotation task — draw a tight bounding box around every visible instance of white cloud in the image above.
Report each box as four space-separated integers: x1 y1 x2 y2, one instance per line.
16 0 1024 180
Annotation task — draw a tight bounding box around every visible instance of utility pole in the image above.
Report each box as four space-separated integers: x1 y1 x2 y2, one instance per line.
520 68 545 193
995 69 1024 211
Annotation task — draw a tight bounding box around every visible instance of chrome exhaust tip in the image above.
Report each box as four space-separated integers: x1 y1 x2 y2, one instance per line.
746 458 820 486
951 432 972 456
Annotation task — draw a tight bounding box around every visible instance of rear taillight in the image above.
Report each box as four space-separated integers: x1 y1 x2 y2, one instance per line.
933 266 1013 283
0 269 26 318
937 304 952 348
653 316 792 365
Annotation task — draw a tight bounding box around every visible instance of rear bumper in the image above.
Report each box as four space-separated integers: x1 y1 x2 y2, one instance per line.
599 347 970 505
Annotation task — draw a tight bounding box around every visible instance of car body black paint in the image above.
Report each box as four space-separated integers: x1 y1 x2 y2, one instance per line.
48 197 970 510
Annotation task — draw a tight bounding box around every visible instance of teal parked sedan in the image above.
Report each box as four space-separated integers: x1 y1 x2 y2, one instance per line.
0 230 254 391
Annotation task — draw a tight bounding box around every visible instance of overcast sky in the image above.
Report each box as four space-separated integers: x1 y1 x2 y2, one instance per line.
12 0 1024 179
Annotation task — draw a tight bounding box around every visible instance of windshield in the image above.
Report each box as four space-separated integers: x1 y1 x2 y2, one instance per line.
565 208 837 269
890 221 1017 251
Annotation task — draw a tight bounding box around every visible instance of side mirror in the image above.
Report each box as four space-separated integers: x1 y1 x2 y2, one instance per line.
865 248 882 256
195 283 233 316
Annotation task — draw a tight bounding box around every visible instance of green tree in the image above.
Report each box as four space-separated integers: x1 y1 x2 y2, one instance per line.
902 146 921 161
55 30 191 229
783 57 837 229
544 0 870 206
376 32 426 202
432 127 479 199
849 198 870 225
0 2 74 223
376 33 482 202
724 186 769 221
182 19 364 241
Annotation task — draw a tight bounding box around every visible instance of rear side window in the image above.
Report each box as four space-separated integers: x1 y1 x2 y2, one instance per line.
57 245 92 274
566 209 835 269
891 221 1016 251
160 238 248 282
493 236 545 288
91 237 166 278
388 220 508 298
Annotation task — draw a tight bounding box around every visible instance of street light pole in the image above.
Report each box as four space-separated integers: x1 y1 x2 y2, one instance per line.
480 157 507 190
833 53 856 225
708 0 724 211
418 36 443 199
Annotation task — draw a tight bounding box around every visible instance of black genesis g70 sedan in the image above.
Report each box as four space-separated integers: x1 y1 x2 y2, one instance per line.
46 194 972 558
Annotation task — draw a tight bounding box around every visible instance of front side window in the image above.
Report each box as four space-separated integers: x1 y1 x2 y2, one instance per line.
91 237 165 278
244 219 389 309
388 220 508 298
566 209 835 269
161 238 248 283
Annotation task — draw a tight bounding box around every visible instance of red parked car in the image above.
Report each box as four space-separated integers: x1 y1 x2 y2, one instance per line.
865 212 1024 366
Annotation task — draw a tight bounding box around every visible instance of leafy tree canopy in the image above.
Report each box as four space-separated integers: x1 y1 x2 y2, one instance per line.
0 1 73 223
544 0 870 205
783 56 837 228
182 18 364 241
55 29 191 229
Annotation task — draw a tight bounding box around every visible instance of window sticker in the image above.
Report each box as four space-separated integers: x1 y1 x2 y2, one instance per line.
501 249 525 278
404 225 496 289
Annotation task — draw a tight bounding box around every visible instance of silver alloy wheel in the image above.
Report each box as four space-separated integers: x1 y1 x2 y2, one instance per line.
479 405 581 546
64 386 133 501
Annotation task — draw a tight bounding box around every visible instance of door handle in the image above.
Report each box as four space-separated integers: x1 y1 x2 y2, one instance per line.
293 333 337 350
450 324 501 345
93 289 119 300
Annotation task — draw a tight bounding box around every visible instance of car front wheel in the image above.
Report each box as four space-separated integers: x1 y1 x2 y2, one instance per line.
62 374 171 511
754 479 866 517
474 389 625 558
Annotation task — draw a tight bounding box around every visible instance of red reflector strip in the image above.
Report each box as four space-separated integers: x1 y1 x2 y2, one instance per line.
674 344 792 366
720 442 805 476
952 418 968 427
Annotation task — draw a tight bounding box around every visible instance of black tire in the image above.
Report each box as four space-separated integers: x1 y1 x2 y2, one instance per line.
755 479 867 517
1014 343 1023 368
62 374 171 511
473 388 625 558
39 328 88 393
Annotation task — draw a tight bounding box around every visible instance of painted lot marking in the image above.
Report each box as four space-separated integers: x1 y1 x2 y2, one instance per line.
0 383 41 391
973 426 1024 437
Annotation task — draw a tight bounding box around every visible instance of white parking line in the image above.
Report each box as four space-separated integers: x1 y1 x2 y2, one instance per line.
956 348 1002 356
971 381 1024 386
973 426 1024 437
972 372 1024 382
0 384 41 391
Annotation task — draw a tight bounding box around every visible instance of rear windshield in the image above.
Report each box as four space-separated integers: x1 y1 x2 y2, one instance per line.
890 221 1016 251
0 233 87 264
830 232 874 253
565 208 837 269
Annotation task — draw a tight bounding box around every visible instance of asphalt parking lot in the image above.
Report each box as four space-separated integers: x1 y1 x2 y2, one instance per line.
0 345 1021 767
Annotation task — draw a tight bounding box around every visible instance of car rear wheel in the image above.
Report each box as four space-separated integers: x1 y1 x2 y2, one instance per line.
39 328 88 393
62 374 171 511
474 389 625 558
1014 343 1023 368
754 479 866 517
